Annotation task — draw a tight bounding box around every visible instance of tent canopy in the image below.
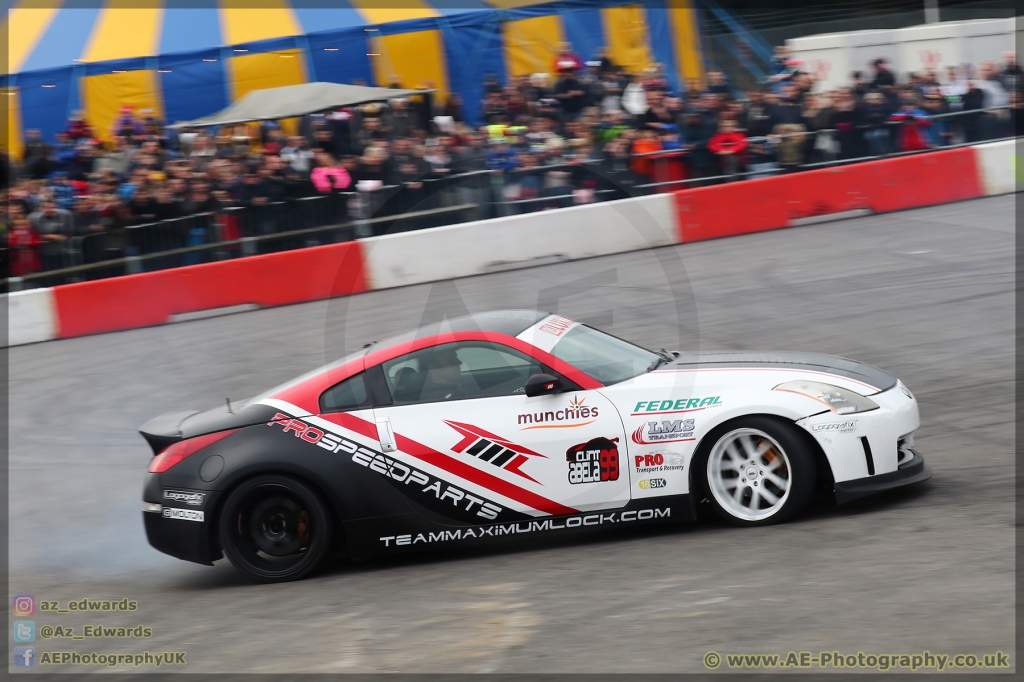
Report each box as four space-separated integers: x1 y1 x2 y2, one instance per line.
167 82 435 128
2 0 707 157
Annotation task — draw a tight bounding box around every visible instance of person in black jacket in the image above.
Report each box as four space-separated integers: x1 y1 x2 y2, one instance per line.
830 87 864 160
862 90 893 156
768 83 803 125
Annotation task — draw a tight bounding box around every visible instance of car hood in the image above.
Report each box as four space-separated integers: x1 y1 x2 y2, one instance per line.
651 351 898 394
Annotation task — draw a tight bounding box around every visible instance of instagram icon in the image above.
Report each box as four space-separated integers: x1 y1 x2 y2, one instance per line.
12 595 34 617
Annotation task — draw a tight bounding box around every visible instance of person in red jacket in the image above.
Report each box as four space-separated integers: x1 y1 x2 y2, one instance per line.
8 215 42 277
707 119 749 179
888 93 933 151
552 42 584 74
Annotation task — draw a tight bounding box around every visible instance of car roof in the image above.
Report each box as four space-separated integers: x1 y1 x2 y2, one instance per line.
370 309 550 352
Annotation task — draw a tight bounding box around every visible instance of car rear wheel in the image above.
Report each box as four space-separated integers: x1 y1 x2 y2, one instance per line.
701 417 816 526
218 475 333 583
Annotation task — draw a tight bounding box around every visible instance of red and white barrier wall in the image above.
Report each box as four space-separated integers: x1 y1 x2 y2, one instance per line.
7 140 1018 346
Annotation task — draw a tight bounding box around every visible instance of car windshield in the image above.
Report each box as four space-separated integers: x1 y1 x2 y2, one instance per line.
548 325 661 385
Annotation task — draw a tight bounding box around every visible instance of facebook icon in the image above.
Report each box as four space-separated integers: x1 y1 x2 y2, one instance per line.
14 646 35 668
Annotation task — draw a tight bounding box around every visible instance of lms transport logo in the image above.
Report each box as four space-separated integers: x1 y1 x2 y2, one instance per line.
632 419 696 445
12 594 34 617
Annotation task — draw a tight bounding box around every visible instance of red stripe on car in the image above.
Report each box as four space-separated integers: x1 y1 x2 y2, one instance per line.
320 411 578 517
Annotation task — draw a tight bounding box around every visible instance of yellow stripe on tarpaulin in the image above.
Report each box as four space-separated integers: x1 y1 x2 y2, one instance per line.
2 88 24 161
4 1 62 74
218 0 302 46
602 4 653 74
228 48 306 134
349 0 438 26
82 70 164 141
668 1 704 86
371 30 448 98
81 0 163 63
503 14 564 78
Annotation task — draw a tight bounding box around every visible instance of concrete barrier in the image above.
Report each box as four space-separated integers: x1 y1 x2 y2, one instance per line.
6 288 58 346
973 139 1019 196
362 194 678 290
51 241 366 339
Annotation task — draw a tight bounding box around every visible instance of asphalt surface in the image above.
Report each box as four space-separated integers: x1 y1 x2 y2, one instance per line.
8 195 1015 674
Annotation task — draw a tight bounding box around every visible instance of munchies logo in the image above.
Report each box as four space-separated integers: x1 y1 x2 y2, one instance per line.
518 395 598 429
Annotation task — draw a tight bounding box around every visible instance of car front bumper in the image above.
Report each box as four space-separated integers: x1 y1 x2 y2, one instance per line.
833 449 932 505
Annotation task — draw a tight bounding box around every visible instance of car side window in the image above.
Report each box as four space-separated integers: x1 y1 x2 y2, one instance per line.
320 372 372 413
381 341 545 405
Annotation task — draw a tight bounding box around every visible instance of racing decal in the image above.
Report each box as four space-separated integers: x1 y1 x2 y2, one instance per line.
518 315 581 353
631 419 696 444
810 420 858 433
518 395 598 430
638 478 667 489
163 490 206 507
267 412 516 522
445 421 545 484
350 449 505 521
264 405 579 517
634 450 686 475
537 315 575 338
378 506 671 547
631 397 722 415
566 437 620 484
162 508 204 522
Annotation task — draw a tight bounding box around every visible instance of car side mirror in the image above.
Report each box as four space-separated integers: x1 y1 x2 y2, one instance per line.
525 373 562 398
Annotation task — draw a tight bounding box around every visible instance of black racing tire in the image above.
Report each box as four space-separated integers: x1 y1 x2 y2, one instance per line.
218 475 334 583
696 416 816 527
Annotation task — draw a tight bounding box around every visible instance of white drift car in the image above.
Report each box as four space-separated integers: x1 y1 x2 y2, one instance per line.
142 310 931 581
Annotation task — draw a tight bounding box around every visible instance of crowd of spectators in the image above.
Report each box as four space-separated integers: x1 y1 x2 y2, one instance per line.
2 42 1020 279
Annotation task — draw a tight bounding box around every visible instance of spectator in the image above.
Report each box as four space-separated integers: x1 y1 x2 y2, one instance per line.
554 65 588 120
872 58 896 88
769 83 804 125
8 215 42 277
800 93 834 163
740 90 776 137
888 93 932 152
553 42 585 75
310 154 352 193
830 87 863 159
998 51 1023 95
72 195 105 235
707 119 748 179
862 90 893 156
280 136 316 173
22 130 52 179
773 123 806 172
28 200 73 270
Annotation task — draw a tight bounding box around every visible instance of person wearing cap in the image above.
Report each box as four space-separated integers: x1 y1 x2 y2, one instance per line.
420 347 465 401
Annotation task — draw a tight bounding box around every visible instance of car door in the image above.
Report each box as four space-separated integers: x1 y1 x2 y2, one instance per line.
369 340 629 520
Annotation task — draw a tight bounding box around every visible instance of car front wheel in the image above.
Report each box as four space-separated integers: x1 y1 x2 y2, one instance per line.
218 475 333 583
701 417 816 526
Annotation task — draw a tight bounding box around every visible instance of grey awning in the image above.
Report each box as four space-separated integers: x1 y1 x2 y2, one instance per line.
168 82 434 129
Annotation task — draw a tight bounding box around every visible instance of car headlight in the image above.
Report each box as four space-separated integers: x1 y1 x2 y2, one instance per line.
774 380 879 414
